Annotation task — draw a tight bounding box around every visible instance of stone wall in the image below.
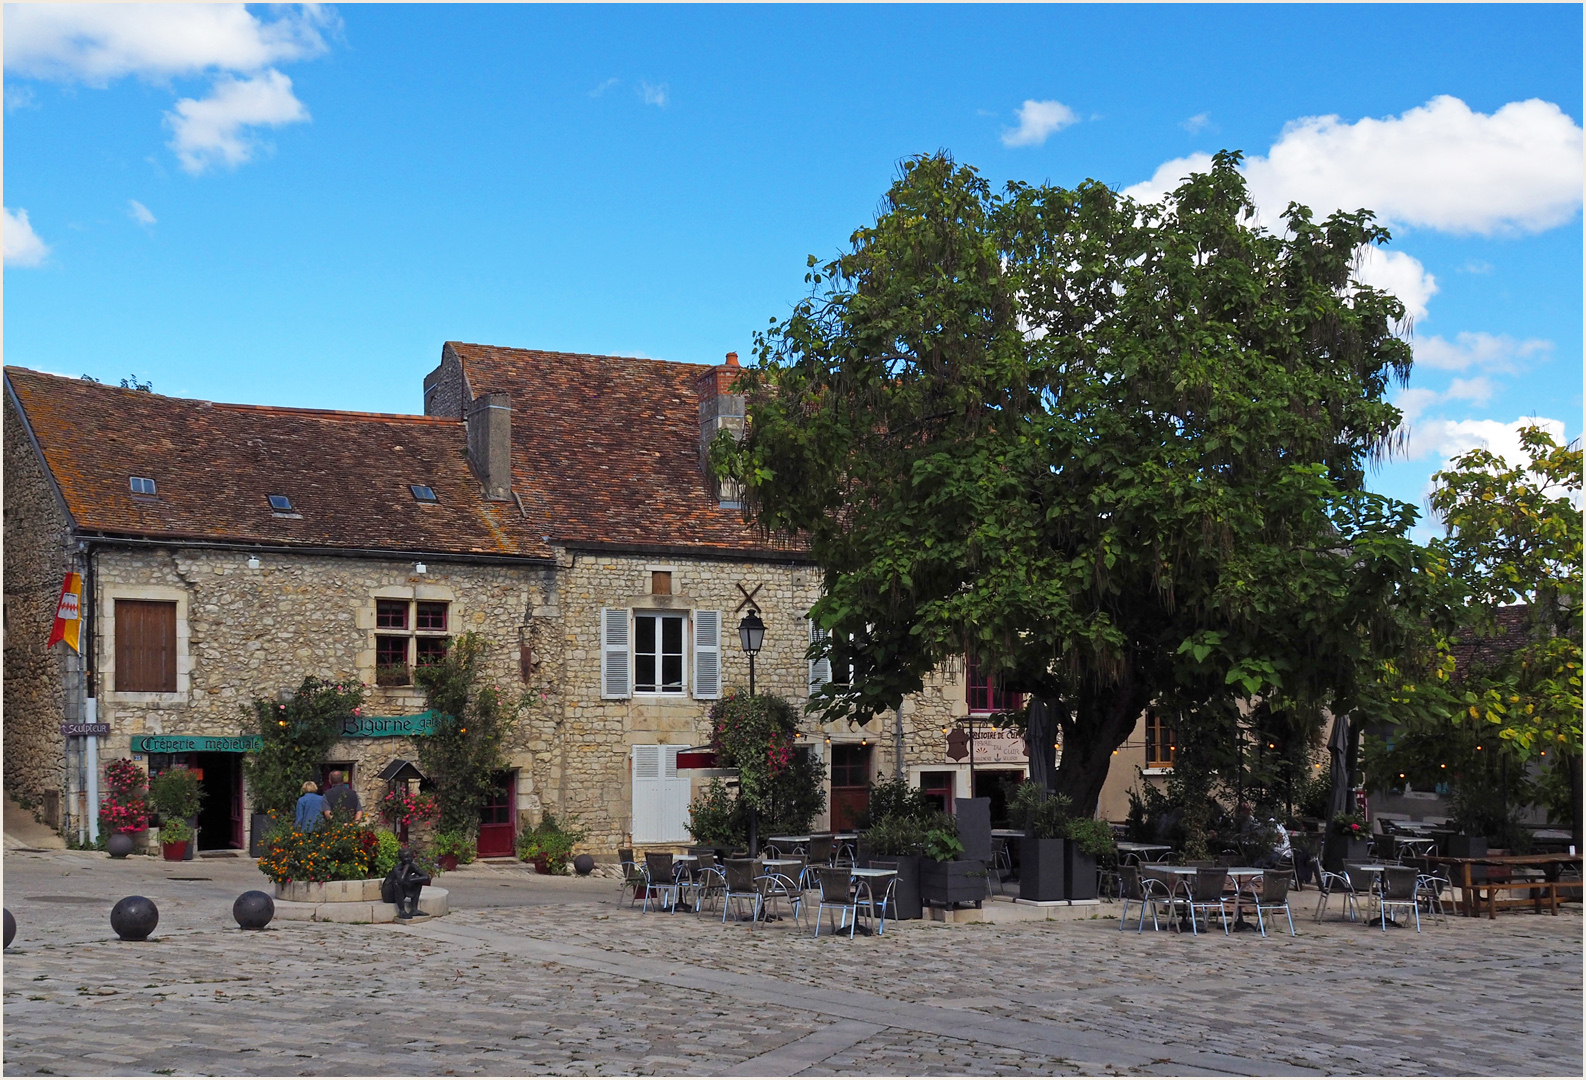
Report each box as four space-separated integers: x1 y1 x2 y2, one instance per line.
2 391 75 814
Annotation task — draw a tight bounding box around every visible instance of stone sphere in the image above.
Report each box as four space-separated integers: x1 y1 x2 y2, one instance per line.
110 896 159 941
4 908 15 949
232 890 275 930
106 831 135 859
572 854 596 876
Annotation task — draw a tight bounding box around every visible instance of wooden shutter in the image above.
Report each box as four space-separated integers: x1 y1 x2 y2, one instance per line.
693 609 721 699
115 599 176 692
808 619 831 697
601 607 630 699
631 745 663 843
662 745 692 842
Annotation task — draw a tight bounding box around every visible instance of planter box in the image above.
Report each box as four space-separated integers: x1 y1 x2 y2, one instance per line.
1322 835 1370 873
274 878 385 904
920 857 986 908
864 854 922 920
1064 845 1098 901
162 841 188 861
1447 835 1488 883
1019 838 1067 902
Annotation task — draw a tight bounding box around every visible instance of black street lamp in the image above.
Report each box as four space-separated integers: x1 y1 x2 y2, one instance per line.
737 610 765 697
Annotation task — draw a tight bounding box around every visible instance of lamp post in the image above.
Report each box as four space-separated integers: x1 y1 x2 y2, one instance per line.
736 609 766 857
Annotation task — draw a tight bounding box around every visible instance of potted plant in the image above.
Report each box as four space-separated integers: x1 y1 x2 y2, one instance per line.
1322 812 1372 871
1059 816 1116 901
517 812 588 875
431 830 475 872
1010 782 1070 902
159 818 193 861
149 767 203 860
859 813 927 920
99 758 150 856
918 824 985 907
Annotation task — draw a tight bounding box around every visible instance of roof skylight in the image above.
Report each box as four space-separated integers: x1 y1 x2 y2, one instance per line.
268 494 293 512
410 485 438 503
130 476 156 496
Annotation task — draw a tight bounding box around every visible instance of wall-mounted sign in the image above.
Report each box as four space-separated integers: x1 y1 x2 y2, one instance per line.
944 724 1029 764
337 713 436 739
60 723 110 737
45 573 83 653
130 734 262 754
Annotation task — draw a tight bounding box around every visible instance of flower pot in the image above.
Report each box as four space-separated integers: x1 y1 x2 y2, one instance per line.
107 831 135 859
532 855 552 874
864 854 921 920
919 857 986 908
1019 838 1067 902
1064 845 1098 901
1322 835 1370 872
437 854 459 872
162 841 188 862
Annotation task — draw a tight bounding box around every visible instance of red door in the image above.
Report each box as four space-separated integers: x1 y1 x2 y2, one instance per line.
829 745 872 831
476 771 516 858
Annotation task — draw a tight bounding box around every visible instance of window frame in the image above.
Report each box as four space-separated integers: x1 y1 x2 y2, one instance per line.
373 598 451 686
965 656 1023 715
1144 711 1177 768
632 611 687 696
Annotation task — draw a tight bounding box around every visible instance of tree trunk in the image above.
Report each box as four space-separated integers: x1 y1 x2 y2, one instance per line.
1051 680 1150 818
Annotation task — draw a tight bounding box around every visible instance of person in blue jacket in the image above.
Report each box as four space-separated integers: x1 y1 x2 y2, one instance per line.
294 780 325 832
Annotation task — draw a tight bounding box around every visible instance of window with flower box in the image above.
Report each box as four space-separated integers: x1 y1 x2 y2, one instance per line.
374 599 450 686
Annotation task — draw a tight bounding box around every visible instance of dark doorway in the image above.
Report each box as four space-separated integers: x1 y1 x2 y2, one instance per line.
830 744 872 831
476 771 517 858
973 769 1025 829
920 771 956 816
193 752 244 849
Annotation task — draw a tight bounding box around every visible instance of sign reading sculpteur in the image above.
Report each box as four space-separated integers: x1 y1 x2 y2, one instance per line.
131 734 263 754
60 723 110 737
337 713 437 738
944 724 1029 764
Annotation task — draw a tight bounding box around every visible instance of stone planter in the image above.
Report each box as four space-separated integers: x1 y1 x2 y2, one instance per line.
919 858 986 908
271 878 450 923
1019 838 1067 902
161 840 188 862
1322 835 1370 872
107 831 136 859
1064 845 1099 901
275 878 386 904
864 854 922 920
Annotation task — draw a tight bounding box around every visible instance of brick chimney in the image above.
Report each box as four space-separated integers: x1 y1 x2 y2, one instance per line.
695 351 745 507
465 391 512 500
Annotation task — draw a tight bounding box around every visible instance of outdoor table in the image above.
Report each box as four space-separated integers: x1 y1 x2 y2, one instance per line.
1395 837 1439 860
761 858 804 882
1223 867 1265 931
1427 853 1583 918
991 829 1025 838
845 867 897 934
1351 864 1403 928
1117 842 1173 864
766 835 810 856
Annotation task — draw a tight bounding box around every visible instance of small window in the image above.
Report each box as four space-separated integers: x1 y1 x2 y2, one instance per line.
410 485 438 502
376 599 409 630
650 571 672 596
416 601 448 631
375 635 411 685
1145 711 1177 768
634 613 686 694
966 656 1023 714
130 476 156 496
415 636 448 667
267 494 293 512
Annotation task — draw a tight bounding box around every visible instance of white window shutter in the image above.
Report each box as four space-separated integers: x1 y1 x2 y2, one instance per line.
601 607 630 699
632 745 662 843
693 610 721 699
808 619 832 697
663 745 691 842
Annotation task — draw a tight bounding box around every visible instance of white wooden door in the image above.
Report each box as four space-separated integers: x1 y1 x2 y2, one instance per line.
632 744 693 843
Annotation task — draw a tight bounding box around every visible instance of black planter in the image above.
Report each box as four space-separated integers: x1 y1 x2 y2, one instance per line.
1322 835 1370 872
106 831 135 859
4 908 15 949
1019 838 1067 902
249 814 274 857
1064 845 1098 901
919 858 986 907
864 854 922 920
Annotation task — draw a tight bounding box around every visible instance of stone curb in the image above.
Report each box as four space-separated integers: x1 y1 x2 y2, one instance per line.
273 886 449 924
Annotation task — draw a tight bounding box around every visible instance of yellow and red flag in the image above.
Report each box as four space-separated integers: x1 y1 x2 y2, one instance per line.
45 572 83 652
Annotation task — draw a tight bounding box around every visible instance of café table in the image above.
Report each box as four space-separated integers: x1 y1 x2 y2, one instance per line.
765 835 811 857
1394 836 1439 860
1223 867 1266 931
847 866 897 934
1117 842 1173 864
1428 852 1583 918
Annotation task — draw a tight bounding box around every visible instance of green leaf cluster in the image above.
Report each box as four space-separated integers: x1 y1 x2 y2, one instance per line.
517 811 589 874
243 677 364 815
413 632 521 835
148 767 203 821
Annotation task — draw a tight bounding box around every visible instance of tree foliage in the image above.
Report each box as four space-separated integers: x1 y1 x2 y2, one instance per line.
244 677 364 815
721 151 1431 813
413 633 519 835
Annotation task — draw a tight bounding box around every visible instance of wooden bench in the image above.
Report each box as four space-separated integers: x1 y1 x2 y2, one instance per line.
1473 878 1560 919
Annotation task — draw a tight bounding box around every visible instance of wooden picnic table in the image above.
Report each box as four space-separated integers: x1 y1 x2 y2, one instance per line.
1427 853 1582 919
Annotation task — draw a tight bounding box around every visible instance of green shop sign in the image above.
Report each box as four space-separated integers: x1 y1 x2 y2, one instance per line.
338 713 436 738
131 734 263 754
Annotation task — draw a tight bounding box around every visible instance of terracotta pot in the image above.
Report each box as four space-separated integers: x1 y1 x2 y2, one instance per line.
533 855 552 874
162 841 188 862
438 854 459 872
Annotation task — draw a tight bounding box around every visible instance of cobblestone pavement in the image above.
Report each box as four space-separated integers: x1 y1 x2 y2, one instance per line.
3 848 1581 1076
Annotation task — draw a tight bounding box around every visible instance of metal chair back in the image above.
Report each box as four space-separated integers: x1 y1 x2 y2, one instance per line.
723 858 759 893
645 852 674 885
816 866 853 903
1384 865 1418 901
807 834 835 865
1190 867 1228 901
1119 864 1144 901
1260 872 1292 905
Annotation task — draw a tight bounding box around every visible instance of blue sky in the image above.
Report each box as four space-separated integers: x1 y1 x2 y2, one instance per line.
4 4 1580 530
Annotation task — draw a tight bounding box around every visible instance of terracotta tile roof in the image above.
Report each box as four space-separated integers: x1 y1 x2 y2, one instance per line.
444 342 804 556
1449 604 1535 680
5 367 550 560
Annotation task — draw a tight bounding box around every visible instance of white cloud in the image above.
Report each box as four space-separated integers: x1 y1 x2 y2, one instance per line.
4 84 37 111
588 77 620 98
1404 414 1567 467
3 3 334 85
165 70 309 174
1354 246 1438 323
127 199 156 226
1001 99 1078 148
3 207 50 266
1414 331 1551 373
639 81 668 107
1124 96 1582 236
1180 112 1212 134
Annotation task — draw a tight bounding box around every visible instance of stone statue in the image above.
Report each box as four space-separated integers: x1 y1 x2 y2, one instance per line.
381 847 432 919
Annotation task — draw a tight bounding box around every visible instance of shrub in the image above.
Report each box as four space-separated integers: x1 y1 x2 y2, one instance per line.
244 677 364 816
414 633 520 835
1062 815 1117 857
259 819 379 884
378 788 439 828
924 826 964 863
430 829 476 865
517 812 588 874
149 768 203 822
1008 781 1070 839
708 693 802 813
99 758 148 834
1331 812 1368 838
863 814 930 856
686 778 745 847
371 829 401 879
860 777 933 828
159 819 193 845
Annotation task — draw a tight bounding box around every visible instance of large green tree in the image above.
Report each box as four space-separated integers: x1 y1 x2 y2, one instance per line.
721 152 1432 814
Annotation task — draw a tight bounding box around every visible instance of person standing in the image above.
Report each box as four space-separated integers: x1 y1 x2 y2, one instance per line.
323 770 362 823
294 781 325 832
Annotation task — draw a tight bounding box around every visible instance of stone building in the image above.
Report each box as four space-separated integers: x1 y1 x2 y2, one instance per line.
12 345 1106 856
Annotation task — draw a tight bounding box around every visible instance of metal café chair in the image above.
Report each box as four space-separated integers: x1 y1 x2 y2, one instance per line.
806 833 837 869
756 866 805 928
1119 864 1175 932
721 858 763 924
1416 868 1452 924
642 852 681 913
862 861 900 935
1375 865 1422 932
1179 866 1234 936
618 848 646 908
1313 866 1360 922
1253 873 1297 937
813 866 864 939
693 863 727 914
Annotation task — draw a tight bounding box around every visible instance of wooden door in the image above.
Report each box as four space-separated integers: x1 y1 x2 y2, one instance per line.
829 744 872 831
476 771 516 858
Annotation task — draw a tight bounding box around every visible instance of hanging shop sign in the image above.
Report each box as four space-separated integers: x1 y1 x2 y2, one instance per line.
944 724 1029 764
131 735 263 754
337 713 437 738
45 573 83 652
